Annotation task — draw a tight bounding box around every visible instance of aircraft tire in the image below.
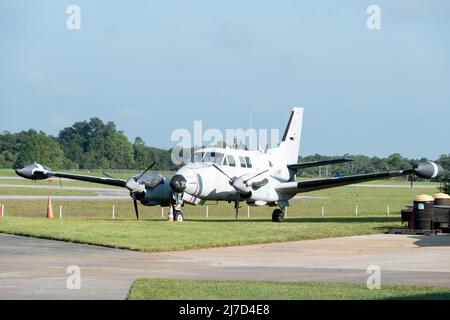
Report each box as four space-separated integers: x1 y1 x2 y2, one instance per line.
272 209 284 222
174 211 184 222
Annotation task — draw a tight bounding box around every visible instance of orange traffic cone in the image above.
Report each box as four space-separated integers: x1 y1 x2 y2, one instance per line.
47 197 54 219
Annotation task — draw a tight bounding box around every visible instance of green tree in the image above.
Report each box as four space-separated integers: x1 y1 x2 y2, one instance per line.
58 118 134 169
13 130 65 169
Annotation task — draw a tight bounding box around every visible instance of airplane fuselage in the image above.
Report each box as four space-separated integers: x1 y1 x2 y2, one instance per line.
174 146 294 206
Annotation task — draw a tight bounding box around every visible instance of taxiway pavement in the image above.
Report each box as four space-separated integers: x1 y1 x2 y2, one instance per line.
0 233 449 299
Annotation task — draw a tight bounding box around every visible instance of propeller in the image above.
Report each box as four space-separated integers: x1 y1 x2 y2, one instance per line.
211 164 268 221
132 193 139 220
235 191 240 221
125 162 156 220
408 172 419 189
102 172 118 179
135 163 156 182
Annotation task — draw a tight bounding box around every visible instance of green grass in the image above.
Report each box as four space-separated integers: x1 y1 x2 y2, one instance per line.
0 215 402 252
128 278 450 300
0 184 438 252
0 187 95 196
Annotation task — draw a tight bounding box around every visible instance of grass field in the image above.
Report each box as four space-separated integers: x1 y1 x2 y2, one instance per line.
128 278 450 300
0 178 439 252
0 215 402 252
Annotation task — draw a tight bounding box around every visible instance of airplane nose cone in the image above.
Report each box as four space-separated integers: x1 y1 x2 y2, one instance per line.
170 174 187 194
15 168 26 177
15 167 34 179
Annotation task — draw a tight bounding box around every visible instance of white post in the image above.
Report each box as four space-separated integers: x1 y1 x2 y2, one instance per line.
355 205 358 216
59 206 62 219
247 206 250 218
161 207 164 218
387 204 390 216
321 206 324 217
285 207 288 218
206 206 209 218
112 205 115 220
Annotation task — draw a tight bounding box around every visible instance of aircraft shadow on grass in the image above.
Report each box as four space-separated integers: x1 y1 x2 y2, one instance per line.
172 216 401 224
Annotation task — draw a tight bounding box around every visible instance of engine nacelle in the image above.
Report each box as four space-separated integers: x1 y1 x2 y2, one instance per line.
139 179 174 206
15 163 54 180
413 162 444 179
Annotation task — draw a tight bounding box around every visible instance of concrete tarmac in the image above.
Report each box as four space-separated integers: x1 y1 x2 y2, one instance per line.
0 233 449 300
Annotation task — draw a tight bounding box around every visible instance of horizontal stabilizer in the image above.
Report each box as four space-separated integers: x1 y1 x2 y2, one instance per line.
287 158 353 170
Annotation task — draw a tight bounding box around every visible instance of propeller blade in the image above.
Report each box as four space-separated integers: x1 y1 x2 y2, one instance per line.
211 164 233 181
235 192 240 221
102 172 117 179
243 169 269 184
133 195 139 220
135 162 156 181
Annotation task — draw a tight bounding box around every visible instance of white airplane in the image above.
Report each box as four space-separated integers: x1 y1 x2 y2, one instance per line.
16 108 444 222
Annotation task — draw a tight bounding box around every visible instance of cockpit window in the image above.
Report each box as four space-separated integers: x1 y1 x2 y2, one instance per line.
227 155 236 167
203 152 224 164
192 152 204 163
239 156 246 168
245 157 252 168
222 156 228 166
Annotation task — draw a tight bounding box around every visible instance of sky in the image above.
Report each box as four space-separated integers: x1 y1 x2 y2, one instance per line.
0 0 449 159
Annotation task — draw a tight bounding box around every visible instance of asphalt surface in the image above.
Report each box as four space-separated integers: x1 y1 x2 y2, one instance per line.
0 233 449 300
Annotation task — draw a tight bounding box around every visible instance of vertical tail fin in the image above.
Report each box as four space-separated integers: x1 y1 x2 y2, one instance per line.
278 107 304 164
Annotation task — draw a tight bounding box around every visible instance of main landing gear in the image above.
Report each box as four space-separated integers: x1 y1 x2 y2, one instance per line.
272 208 285 222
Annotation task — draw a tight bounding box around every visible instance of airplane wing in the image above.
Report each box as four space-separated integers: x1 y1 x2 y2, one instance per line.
276 170 411 195
15 163 127 188
48 172 127 187
276 161 444 195
287 158 353 170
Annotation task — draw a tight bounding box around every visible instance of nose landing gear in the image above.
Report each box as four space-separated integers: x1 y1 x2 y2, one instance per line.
170 201 184 222
174 210 184 222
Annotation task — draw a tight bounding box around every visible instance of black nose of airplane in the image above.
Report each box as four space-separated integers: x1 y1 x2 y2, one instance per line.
15 166 36 179
170 174 187 194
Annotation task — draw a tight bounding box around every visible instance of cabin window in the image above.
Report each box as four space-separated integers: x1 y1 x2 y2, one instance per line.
239 156 246 168
245 157 252 168
222 156 228 166
227 155 236 167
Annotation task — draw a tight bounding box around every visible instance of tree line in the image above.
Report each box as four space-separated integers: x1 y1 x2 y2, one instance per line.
0 117 179 171
0 117 448 177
